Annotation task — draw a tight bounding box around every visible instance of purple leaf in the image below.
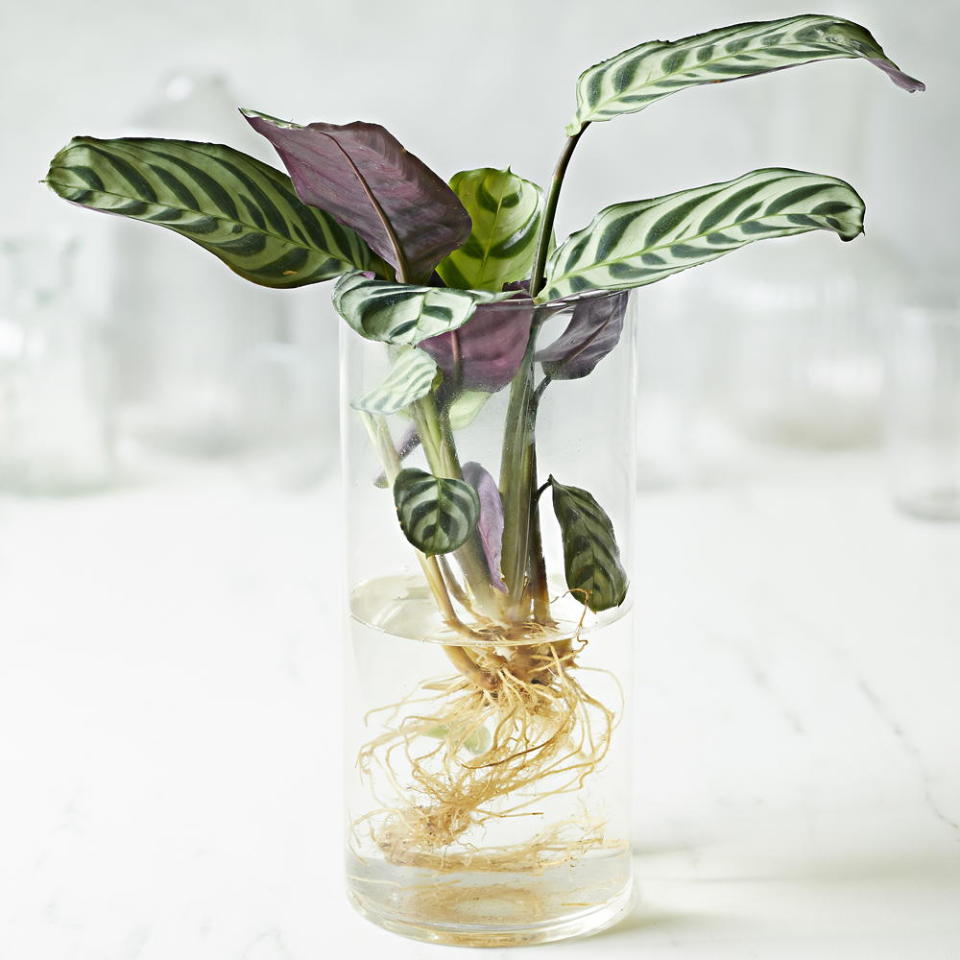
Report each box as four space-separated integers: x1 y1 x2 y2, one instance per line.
420 296 536 392
535 292 629 380
462 462 506 592
243 110 472 283
867 58 926 93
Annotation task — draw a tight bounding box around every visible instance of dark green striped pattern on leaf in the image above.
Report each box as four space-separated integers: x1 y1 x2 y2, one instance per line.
352 348 438 415
539 169 864 302
333 271 506 344
45 137 377 288
568 15 924 134
437 168 545 292
393 468 480 557
549 477 627 613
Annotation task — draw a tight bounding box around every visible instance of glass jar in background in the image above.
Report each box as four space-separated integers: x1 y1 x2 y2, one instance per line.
698 62 905 451
884 292 960 522
702 239 902 449
109 72 335 485
0 234 114 495
631 272 740 487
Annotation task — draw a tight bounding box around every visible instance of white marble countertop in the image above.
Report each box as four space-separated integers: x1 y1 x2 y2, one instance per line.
2 448 958 959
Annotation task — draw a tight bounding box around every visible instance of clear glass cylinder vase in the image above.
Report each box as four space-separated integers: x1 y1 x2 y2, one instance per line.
340 292 636 946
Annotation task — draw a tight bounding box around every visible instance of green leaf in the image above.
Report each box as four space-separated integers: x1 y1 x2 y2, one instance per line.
424 722 491 755
44 137 379 288
568 14 924 134
333 271 506 344
352 348 438 415
548 476 628 613
437 168 545 291
393 468 480 557
447 390 491 430
539 168 864 302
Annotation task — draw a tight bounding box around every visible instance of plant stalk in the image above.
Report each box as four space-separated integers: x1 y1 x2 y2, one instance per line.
413 396 500 618
497 127 589 623
528 127 587 299
360 412 485 654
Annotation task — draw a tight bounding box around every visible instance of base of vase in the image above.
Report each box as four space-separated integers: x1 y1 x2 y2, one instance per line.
347 871 633 947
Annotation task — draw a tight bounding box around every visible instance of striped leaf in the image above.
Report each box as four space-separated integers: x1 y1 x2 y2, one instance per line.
540 168 864 302
393 468 480 557
244 110 471 283
352 348 438 415
549 476 627 613
568 15 924 134
437 168 545 292
44 137 377 288
333 271 505 345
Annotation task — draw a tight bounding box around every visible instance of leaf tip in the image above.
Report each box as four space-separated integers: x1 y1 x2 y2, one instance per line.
241 107 300 129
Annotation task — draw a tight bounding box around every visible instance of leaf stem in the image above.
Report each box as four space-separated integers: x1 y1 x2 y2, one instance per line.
497 330 540 620
528 127 588 298
359 412 483 653
413 396 500 617
497 128 590 623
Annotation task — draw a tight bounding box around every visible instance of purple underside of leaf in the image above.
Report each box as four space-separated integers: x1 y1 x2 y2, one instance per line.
461 461 506 592
420 295 536 392
535 292 629 380
868 58 926 93
243 112 472 282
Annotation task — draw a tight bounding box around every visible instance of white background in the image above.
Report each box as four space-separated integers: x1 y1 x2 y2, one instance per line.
1 2 958 958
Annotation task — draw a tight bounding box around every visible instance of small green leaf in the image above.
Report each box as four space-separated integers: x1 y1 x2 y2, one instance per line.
44 137 379 288
549 476 627 612
539 168 864 302
568 14 924 134
437 167 545 291
352 348 438 415
447 390 492 430
393 468 480 556
424 722 491 755
333 271 505 344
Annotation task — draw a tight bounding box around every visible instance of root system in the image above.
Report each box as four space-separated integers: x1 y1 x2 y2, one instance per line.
354 631 620 873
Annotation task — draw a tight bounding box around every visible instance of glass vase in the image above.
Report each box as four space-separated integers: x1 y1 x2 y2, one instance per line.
340 292 636 946
884 291 960 522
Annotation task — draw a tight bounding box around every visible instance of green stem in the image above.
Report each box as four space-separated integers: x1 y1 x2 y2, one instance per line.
360 412 490 673
528 127 587 299
414 395 500 618
497 129 589 623
527 430 552 624
497 327 539 621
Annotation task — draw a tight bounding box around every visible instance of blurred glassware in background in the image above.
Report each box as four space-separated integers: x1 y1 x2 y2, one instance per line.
632 274 741 488
702 239 903 449
109 71 334 486
884 289 960 523
703 67 898 450
0 234 114 495
628 66 907 484
630 238 902 489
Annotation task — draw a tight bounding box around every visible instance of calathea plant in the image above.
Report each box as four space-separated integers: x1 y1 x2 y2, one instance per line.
45 13 922 933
